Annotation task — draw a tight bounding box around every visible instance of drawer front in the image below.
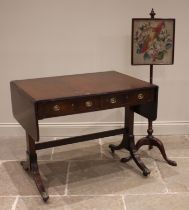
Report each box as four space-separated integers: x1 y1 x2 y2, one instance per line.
127 89 154 105
37 89 155 119
74 97 100 113
37 97 100 119
37 100 75 119
101 94 125 109
101 89 154 109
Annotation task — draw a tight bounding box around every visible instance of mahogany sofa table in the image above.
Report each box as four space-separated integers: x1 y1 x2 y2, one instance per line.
10 71 164 201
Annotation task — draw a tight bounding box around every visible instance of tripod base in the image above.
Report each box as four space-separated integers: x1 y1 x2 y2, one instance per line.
135 135 177 166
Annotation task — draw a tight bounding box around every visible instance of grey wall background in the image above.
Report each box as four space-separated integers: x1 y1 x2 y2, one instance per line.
0 0 188 136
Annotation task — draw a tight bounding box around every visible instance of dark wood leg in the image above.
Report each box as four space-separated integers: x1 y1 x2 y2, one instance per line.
109 107 150 176
109 137 133 162
121 134 150 176
109 139 126 153
21 133 49 202
109 107 132 154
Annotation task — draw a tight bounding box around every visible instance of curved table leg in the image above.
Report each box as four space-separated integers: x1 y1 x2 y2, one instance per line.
109 139 126 154
109 137 132 161
128 135 150 176
109 135 150 176
21 134 49 202
121 151 150 176
109 106 151 176
21 159 49 202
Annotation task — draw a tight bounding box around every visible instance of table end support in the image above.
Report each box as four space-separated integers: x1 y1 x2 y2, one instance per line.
21 133 49 202
109 134 151 176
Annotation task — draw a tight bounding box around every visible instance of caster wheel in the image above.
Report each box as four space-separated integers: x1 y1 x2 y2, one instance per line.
109 144 115 154
143 169 150 177
168 160 177 166
120 157 132 163
20 161 29 171
42 192 49 202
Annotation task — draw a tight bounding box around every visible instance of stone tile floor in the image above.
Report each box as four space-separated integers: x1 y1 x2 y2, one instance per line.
0 135 189 209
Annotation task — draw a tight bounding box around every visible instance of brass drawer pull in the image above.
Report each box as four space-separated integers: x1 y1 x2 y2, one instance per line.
85 100 93 107
53 105 61 111
110 97 117 104
138 93 144 100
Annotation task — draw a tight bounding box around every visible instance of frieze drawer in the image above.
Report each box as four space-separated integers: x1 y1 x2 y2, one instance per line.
37 89 154 119
101 93 126 109
37 97 101 119
101 89 154 109
128 89 154 106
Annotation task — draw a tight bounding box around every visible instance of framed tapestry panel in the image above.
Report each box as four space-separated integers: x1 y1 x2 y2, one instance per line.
131 18 175 65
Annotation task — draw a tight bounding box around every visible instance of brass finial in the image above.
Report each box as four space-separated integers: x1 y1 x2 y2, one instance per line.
150 8 156 19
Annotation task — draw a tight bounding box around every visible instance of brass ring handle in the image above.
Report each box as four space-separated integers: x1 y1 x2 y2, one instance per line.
138 93 144 100
53 104 61 111
85 100 93 107
110 97 117 104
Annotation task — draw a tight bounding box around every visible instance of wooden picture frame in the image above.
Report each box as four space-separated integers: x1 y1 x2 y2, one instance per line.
131 18 175 65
